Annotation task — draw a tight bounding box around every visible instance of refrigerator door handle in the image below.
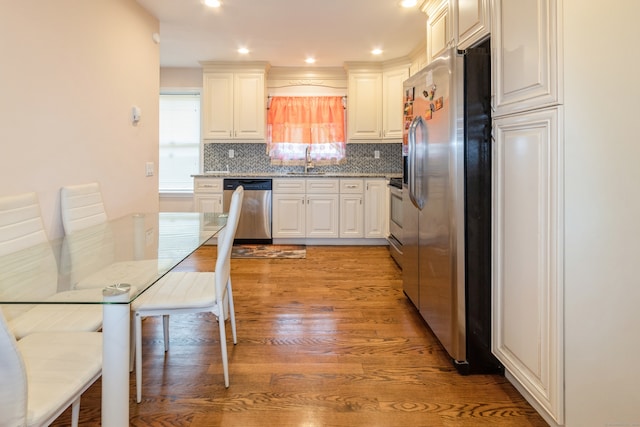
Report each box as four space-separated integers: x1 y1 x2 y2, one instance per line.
408 115 425 210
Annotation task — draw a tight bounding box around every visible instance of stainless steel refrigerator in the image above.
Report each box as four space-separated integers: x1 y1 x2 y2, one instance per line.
402 41 501 374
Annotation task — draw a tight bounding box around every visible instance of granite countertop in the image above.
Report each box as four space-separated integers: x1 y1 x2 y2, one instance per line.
192 172 401 179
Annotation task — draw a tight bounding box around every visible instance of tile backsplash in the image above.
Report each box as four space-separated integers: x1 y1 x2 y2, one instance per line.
203 142 402 175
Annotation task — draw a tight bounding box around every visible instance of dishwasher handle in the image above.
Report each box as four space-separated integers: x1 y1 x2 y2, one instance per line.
223 178 272 191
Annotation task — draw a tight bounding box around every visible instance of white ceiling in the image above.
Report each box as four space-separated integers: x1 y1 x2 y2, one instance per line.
136 0 427 68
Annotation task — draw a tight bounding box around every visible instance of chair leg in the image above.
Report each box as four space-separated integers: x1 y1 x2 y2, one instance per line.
71 396 80 427
218 309 230 388
227 279 237 345
162 314 170 352
135 312 143 403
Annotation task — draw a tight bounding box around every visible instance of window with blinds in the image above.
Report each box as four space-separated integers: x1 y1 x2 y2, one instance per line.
159 92 200 192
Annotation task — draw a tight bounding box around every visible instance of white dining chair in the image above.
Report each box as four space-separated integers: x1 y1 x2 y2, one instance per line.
0 192 49 257
132 186 244 403
59 183 164 292
0 192 103 339
60 182 108 235
0 307 102 427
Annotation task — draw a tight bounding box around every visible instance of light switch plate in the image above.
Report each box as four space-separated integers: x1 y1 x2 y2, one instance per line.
374 150 380 159
145 162 154 176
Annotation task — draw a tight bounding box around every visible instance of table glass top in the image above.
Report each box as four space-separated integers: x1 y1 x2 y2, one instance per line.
0 212 225 307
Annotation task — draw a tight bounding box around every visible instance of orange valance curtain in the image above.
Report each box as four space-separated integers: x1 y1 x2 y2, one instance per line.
267 96 346 165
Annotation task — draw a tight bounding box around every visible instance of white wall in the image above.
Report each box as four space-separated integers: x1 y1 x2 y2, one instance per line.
0 0 159 239
563 1 640 426
160 67 202 89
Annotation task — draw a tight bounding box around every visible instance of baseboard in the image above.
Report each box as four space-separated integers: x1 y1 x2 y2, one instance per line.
273 238 388 246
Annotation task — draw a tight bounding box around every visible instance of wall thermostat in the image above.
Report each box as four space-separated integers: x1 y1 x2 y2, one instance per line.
131 106 141 124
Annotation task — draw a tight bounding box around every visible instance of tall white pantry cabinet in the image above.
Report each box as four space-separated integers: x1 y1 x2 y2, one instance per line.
490 0 640 426
491 0 564 425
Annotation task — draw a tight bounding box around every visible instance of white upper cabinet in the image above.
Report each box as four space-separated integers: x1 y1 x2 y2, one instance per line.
382 67 409 140
492 0 562 116
455 0 491 50
346 63 409 142
423 0 452 64
233 73 267 139
201 62 269 141
202 72 234 140
409 42 428 76
347 71 383 141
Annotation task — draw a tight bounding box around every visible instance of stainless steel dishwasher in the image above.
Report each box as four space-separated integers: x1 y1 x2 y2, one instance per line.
223 178 272 244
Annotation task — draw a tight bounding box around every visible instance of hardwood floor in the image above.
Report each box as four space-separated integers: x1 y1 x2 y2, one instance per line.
51 245 548 426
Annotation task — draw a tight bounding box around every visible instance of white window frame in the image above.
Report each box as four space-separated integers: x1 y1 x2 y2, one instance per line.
158 90 201 194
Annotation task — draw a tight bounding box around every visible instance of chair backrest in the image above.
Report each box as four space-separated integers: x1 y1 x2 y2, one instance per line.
60 182 108 235
0 308 28 426
0 193 58 320
214 186 244 304
0 192 48 257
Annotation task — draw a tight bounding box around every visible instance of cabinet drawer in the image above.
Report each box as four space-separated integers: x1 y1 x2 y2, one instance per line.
273 178 306 194
340 179 364 194
306 178 339 194
194 178 223 193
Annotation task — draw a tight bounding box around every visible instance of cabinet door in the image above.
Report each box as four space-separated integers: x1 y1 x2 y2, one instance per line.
272 194 305 238
426 0 450 64
410 50 428 76
340 194 364 238
493 0 561 116
202 73 234 139
306 194 339 238
234 73 265 139
492 107 564 424
382 67 409 140
456 0 490 50
364 179 387 238
347 72 382 140
194 194 223 213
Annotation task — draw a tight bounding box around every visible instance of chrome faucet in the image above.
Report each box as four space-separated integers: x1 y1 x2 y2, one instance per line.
304 145 314 173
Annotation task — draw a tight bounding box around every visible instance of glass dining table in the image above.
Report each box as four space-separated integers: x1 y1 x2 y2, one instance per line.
0 211 226 427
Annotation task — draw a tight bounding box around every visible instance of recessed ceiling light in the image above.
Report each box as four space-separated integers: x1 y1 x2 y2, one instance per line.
238 47 249 54
400 0 417 7
305 57 316 64
371 48 383 55
204 0 221 7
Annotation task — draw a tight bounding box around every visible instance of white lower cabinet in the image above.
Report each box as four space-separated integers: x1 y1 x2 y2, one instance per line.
272 178 339 238
273 177 388 241
364 179 387 238
306 194 339 238
340 179 364 238
492 106 564 424
193 177 223 214
272 193 306 238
